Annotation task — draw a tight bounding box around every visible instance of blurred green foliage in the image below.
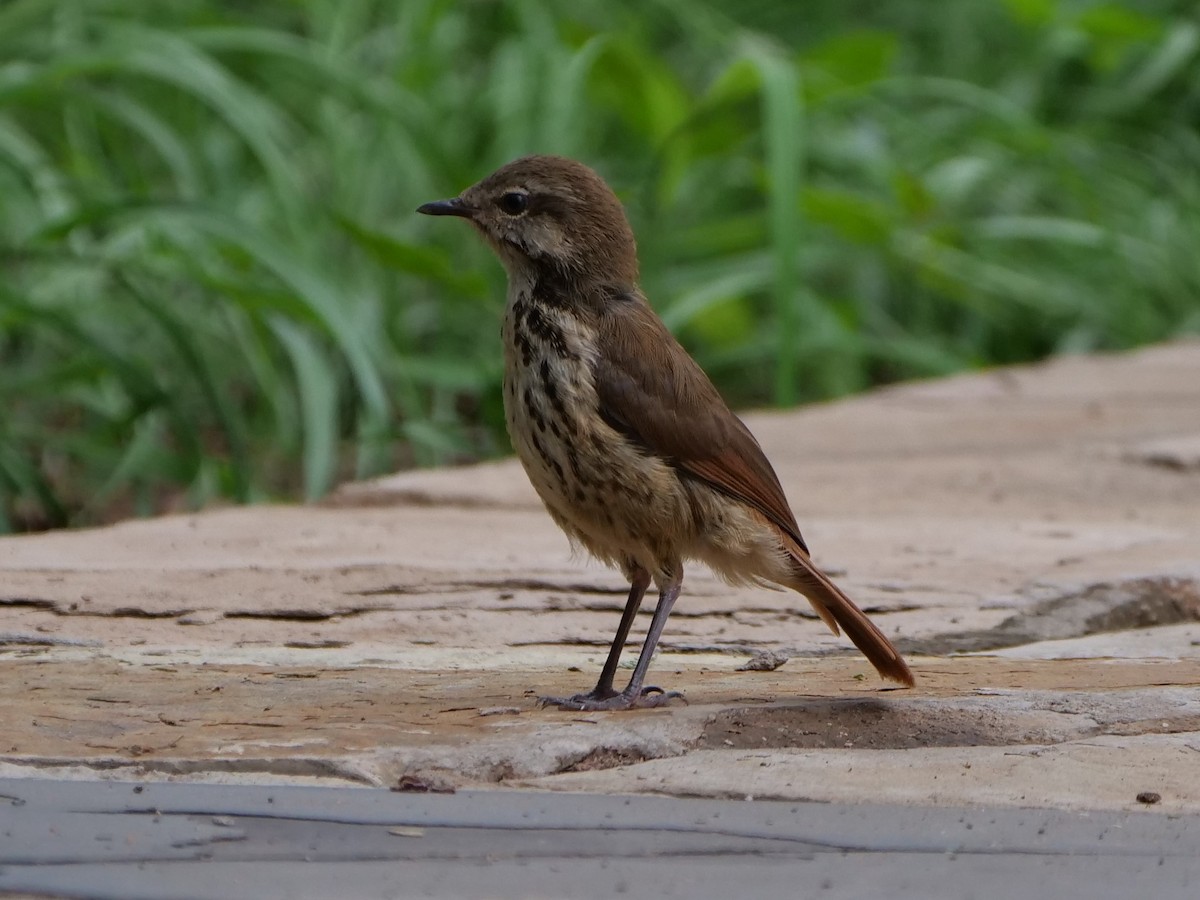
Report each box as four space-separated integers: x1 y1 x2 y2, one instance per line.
1 0 1198 531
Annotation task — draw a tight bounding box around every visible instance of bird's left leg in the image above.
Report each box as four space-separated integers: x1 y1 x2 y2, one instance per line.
538 564 650 710
542 566 685 711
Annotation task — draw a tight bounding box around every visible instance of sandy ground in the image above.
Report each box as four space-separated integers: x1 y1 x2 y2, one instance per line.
2 341 1198 812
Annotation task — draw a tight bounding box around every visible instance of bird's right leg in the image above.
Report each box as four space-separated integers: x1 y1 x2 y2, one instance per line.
539 564 650 710
540 565 686 711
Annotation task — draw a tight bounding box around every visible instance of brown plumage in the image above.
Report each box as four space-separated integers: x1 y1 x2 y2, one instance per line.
419 155 913 710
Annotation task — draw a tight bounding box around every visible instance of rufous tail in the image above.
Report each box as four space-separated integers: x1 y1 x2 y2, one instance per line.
784 538 914 686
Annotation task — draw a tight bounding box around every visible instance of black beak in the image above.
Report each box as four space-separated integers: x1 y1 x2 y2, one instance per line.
416 197 472 218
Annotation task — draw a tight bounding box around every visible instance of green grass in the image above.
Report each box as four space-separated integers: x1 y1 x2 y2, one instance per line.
1 0 1198 531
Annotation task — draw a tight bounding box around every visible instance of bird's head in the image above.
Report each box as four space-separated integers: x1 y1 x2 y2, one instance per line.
418 155 639 289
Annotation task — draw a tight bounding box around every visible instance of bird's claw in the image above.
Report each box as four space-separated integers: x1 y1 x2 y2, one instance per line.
638 686 688 706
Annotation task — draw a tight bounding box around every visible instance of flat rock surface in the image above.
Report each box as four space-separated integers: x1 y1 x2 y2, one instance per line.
2 341 1199 813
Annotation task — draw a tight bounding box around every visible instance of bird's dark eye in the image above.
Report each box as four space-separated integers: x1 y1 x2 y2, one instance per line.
497 191 529 216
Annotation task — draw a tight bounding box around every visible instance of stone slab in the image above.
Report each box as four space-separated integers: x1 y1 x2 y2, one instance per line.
1 341 1198 811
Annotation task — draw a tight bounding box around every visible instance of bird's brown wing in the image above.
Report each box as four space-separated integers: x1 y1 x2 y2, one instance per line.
592 292 808 554
593 291 914 686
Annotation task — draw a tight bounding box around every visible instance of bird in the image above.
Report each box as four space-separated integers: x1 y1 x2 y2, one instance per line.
417 155 914 710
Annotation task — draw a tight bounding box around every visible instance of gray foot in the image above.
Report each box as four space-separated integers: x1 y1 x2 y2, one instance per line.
538 686 686 712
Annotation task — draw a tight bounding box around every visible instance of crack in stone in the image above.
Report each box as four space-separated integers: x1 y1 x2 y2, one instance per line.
3 755 375 784
901 575 1200 655
558 746 652 773
224 608 379 622
0 597 56 609
0 632 102 648
351 579 627 597
4 601 194 619
111 607 189 619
